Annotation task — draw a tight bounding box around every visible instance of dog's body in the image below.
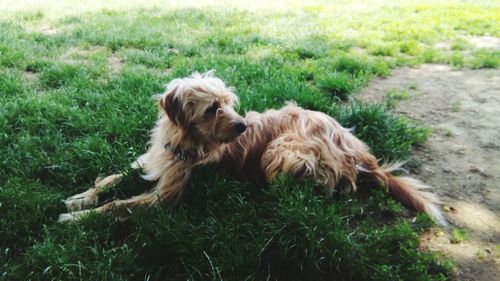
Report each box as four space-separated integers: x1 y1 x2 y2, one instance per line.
59 72 446 226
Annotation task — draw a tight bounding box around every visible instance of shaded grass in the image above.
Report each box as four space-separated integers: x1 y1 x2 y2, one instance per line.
2 0 498 279
3 174 453 281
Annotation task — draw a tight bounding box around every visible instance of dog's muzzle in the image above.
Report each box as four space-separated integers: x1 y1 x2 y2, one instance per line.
235 122 247 134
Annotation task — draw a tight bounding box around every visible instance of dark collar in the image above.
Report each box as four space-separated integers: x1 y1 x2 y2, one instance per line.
164 143 194 161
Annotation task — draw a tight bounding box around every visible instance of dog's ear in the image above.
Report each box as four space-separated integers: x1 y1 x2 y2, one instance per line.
160 88 187 129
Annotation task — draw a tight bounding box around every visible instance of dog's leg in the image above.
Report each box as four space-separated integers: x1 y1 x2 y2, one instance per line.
59 160 192 222
261 134 322 182
261 133 359 196
64 174 123 212
58 191 159 223
63 151 159 212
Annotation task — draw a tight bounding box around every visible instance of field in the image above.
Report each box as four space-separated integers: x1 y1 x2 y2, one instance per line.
1 1 498 280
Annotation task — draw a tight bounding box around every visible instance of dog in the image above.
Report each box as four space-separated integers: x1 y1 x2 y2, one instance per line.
59 71 447 226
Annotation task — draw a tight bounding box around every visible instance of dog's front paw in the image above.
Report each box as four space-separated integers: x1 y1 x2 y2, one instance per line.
64 191 98 212
58 210 92 223
95 174 123 189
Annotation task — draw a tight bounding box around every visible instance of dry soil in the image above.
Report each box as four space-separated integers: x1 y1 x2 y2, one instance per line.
358 64 500 281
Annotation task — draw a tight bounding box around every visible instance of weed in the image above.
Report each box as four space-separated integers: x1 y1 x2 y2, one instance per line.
448 51 465 67
450 101 461 112
407 82 418 90
475 249 487 260
468 49 500 69
450 228 469 244
386 89 410 108
439 127 455 138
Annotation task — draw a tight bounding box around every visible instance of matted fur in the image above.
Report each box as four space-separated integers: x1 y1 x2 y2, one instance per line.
59 72 447 226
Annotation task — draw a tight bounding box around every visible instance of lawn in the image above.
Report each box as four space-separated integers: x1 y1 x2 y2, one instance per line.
1 0 498 280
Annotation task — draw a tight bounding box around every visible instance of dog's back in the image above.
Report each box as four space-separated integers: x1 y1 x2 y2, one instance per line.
222 103 447 225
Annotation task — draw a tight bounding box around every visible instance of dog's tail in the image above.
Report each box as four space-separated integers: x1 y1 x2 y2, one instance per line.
358 160 448 226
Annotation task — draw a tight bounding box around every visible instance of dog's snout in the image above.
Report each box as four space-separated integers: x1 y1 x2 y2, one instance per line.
235 122 247 134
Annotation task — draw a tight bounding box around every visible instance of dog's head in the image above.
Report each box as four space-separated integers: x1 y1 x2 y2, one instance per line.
159 71 247 144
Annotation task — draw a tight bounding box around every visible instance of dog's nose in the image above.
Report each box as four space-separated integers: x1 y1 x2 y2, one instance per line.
235 122 247 134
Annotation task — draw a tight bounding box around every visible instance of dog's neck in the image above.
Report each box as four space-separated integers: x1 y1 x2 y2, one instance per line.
161 119 218 162
163 142 195 161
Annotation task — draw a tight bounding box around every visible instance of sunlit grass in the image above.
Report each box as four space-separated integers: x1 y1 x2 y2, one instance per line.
469 49 500 69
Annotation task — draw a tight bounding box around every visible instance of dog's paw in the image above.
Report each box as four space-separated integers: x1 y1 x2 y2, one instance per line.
94 176 105 186
95 174 123 189
64 191 98 212
58 210 92 223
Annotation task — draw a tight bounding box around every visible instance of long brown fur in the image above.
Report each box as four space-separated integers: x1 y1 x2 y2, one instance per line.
59 71 447 226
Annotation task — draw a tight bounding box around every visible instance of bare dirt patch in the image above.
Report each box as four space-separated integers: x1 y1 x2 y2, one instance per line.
22 70 39 84
435 35 500 58
466 36 500 49
25 24 60 35
108 53 123 74
58 46 123 74
60 46 108 64
357 64 500 281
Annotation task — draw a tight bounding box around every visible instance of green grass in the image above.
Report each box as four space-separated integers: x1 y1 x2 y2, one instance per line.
1 0 498 280
385 89 411 109
448 51 466 67
468 49 500 69
450 228 469 244
450 38 473 51
450 101 462 112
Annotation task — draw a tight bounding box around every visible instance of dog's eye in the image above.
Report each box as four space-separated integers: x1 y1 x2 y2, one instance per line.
205 102 219 114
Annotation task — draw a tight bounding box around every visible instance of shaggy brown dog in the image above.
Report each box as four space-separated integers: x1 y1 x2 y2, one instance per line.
59 72 446 225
